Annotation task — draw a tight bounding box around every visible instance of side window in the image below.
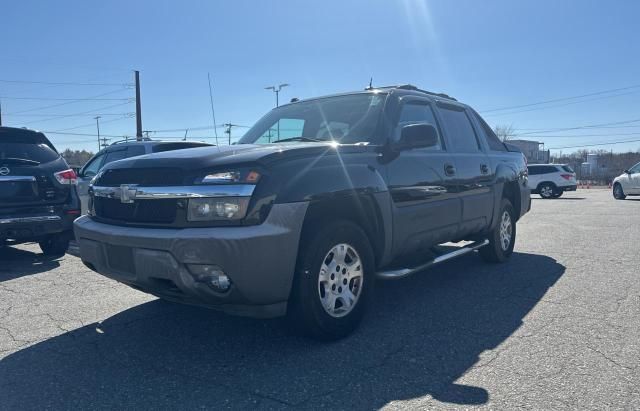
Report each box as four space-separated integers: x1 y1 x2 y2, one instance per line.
81 154 105 178
256 118 305 143
527 166 539 175
437 106 480 153
396 102 442 150
103 149 127 166
126 145 145 158
629 163 640 174
473 111 506 151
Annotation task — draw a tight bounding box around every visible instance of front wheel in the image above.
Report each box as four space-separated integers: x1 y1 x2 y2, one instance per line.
480 199 516 263
287 220 374 340
613 183 626 200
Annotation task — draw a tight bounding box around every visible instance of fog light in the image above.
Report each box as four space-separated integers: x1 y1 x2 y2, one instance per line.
187 264 232 292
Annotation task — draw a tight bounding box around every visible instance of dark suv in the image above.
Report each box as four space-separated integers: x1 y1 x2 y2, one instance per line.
75 85 531 339
1 127 80 255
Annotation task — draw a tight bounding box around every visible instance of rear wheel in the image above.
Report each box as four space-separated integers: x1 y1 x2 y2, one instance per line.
538 183 555 199
287 220 374 340
480 199 516 263
613 183 626 200
551 189 564 198
39 232 71 257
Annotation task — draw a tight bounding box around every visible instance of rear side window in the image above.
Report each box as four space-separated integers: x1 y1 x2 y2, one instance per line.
561 165 574 173
437 105 480 152
103 149 127 165
472 111 506 151
528 165 557 175
396 102 443 150
127 145 146 157
152 142 210 153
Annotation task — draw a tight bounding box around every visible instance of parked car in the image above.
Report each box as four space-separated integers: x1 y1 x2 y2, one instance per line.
74 84 531 339
0 126 80 256
612 161 640 199
77 140 212 213
526 164 577 198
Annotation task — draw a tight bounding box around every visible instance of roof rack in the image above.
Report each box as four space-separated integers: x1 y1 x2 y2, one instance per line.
365 84 457 101
109 137 153 146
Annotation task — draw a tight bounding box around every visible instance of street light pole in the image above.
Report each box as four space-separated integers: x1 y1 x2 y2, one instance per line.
264 83 289 108
94 116 101 152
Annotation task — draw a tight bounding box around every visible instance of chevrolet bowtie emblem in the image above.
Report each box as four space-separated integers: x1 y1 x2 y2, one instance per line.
119 184 138 204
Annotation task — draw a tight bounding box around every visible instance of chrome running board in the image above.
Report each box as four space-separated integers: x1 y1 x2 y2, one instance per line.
376 239 489 280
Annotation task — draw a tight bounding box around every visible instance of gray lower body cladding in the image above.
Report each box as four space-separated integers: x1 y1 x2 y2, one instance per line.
74 202 308 318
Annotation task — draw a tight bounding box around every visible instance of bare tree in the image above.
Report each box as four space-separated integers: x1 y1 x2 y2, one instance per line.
493 124 516 142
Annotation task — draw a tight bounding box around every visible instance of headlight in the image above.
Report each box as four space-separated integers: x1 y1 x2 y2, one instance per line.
195 169 261 184
187 197 250 221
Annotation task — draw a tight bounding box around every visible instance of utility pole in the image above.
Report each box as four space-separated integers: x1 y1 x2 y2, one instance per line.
0 99 3 126
135 70 143 141
94 116 101 152
223 123 242 145
264 83 289 107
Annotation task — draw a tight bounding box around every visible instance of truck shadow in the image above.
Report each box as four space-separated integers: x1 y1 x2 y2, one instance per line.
0 252 564 409
0 246 61 281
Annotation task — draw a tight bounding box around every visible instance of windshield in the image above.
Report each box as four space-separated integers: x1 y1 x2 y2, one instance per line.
239 93 385 145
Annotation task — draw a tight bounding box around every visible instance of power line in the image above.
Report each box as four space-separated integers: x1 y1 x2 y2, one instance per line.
16 102 134 126
549 138 640 150
482 90 640 117
481 84 640 113
3 88 134 115
0 79 133 87
0 96 130 101
515 132 640 138
515 117 640 136
52 114 134 132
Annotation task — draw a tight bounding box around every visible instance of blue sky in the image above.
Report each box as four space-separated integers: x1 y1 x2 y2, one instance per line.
1 0 639 154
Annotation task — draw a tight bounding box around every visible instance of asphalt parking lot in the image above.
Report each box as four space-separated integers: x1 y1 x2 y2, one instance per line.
1 189 638 410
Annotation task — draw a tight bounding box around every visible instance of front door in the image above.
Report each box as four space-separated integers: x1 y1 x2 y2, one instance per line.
386 98 460 256
77 152 105 214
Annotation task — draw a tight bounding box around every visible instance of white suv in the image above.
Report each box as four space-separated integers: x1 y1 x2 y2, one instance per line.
612 162 640 200
527 164 577 198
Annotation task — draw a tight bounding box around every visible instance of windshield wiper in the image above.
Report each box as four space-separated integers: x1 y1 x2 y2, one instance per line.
0 157 41 165
271 137 326 143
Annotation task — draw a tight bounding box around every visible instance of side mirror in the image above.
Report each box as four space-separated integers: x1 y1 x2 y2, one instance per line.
396 123 439 151
624 169 631 174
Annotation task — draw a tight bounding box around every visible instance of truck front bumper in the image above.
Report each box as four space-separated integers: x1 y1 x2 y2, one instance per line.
74 202 308 318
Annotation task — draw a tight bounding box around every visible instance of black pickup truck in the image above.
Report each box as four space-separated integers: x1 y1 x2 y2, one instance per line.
74 85 530 339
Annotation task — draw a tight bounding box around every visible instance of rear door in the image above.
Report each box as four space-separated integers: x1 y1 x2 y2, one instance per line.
386 98 460 254
435 102 493 235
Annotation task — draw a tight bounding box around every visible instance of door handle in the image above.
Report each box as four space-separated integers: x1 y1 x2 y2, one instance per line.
444 164 456 176
480 164 490 174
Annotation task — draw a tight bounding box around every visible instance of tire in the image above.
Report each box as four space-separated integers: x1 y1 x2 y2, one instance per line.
39 232 71 257
613 183 626 200
480 198 516 263
551 189 563 198
538 182 555 199
287 220 374 340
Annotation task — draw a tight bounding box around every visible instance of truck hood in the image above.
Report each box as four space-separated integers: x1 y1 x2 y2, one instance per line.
103 142 369 172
